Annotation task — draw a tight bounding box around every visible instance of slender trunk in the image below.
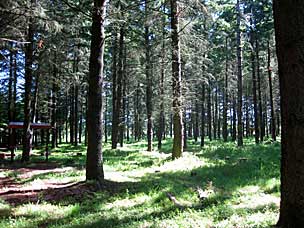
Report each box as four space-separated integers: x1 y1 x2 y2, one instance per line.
251 29 259 144
79 102 83 144
65 90 68 143
145 3 153 151
264 93 269 138
267 41 276 141
201 83 205 147
183 110 187 149
104 90 108 143
171 0 183 159
51 54 57 148
158 7 166 150
84 95 88 146
8 48 15 162
70 87 74 144
214 85 218 140
74 83 79 146
232 94 237 141
194 100 199 142
236 0 243 146
223 38 228 141
207 82 212 141
111 32 118 149
256 40 264 142
120 57 126 147
22 1 34 162
86 0 107 182
117 27 124 147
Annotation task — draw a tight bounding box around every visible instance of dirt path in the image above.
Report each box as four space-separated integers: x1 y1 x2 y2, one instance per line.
0 163 94 205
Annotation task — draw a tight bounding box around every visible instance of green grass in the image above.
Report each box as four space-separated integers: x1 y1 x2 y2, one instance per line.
0 138 281 228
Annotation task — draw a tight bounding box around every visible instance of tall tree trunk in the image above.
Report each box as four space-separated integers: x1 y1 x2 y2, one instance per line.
117 27 124 147
236 0 243 146
145 1 153 151
267 41 276 141
22 0 34 162
183 110 187 149
264 93 269 138
74 83 79 146
8 48 15 162
223 37 228 142
256 39 264 142
194 100 199 142
214 85 218 140
111 32 118 149
201 83 205 147
70 87 74 144
104 90 108 143
245 86 250 138
232 93 237 141
207 81 212 141
158 6 166 150
273 1 304 226
79 101 83 144
51 54 57 149
120 58 126 147
86 0 107 182
65 90 68 143
251 28 259 144
171 0 183 159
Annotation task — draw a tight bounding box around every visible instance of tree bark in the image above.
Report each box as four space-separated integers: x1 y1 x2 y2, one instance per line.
145 1 153 152
256 39 264 142
111 32 119 149
232 93 237 142
22 0 34 162
171 0 183 159
158 7 166 150
51 53 57 148
201 83 205 147
267 41 276 141
86 0 107 182
250 26 259 144
223 37 228 142
207 80 212 141
236 0 243 146
274 0 304 226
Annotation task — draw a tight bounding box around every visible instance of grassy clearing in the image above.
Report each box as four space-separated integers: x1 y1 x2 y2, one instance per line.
0 138 280 228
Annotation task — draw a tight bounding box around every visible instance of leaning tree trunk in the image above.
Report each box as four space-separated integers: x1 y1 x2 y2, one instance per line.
236 0 243 146
274 0 304 226
171 0 183 159
86 0 107 182
22 0 34 162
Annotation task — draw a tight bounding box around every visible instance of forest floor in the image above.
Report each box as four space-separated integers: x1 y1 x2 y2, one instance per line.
0 138 280 228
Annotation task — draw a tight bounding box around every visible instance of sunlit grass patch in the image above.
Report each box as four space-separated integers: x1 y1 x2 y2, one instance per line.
0 138 281 228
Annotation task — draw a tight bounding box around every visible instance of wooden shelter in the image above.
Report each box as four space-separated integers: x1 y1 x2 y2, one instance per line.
6 122 53 162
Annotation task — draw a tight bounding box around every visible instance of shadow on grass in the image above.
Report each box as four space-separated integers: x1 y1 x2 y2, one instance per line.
1 139 281 227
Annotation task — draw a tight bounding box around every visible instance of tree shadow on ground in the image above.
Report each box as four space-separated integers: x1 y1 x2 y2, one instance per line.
0 140 280 227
